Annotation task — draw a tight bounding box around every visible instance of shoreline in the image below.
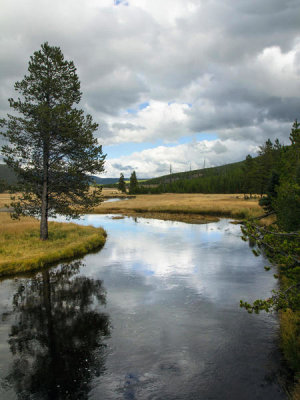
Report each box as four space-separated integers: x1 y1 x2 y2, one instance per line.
0 214 107 278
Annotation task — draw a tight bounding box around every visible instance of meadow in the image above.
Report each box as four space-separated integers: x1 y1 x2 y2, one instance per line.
0 212 106 277
0 192 12 208
96 192 263 222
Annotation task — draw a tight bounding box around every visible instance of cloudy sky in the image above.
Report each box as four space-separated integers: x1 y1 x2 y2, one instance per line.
1 0 300 178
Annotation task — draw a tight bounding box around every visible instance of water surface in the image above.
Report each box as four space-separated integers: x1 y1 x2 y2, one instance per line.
0 216 285 399
103 198 131 203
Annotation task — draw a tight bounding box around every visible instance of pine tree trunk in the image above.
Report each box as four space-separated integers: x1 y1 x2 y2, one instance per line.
40 140 49 240
40 182 48 240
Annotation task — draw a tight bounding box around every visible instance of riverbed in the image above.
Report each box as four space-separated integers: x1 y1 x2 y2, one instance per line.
0 216 286 399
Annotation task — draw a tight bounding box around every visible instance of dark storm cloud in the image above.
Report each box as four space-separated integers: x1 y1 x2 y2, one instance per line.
111 163 133 171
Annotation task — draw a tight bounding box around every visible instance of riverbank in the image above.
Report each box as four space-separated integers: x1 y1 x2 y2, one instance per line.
0 213 107 277
0 215 285 399
93 193 262 222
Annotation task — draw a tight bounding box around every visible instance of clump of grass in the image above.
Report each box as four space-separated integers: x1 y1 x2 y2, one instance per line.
0 213 106 277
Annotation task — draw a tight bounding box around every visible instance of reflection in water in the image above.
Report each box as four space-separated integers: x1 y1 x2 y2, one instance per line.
4 261 110 400
0 217 286 400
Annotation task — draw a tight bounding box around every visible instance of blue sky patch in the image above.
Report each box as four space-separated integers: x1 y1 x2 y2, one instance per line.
126 101 149 114
114 0 129 6
104 133 218 159
139 102 149 110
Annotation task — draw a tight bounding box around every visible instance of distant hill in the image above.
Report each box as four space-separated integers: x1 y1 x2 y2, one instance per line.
137 159 251 194
90 176 121 185
90 176 149 185
0 164 17 184
0 168 127 186
142 160 244 185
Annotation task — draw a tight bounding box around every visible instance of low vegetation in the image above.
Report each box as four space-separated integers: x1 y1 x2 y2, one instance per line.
93 192 262 222
240 121 300 398
0 192 12 208
0 213 106 277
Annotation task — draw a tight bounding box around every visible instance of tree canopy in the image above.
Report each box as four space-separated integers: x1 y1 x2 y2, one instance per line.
239 121 300 383
129 170 138 194
118 173 126 193
241 121 300 311
0 43 106 239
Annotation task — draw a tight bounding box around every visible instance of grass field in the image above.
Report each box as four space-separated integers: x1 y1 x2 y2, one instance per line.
0 212 106 277
0 192 12 208
93 192 263 222
101 187 134 198
0 191 264 225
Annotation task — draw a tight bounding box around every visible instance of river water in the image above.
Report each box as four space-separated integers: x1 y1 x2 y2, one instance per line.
0 216 286 399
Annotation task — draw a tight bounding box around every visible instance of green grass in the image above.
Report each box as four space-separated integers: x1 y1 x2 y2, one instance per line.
0 213 106 277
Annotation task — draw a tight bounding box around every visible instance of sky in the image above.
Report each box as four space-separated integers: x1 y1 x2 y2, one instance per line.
0 0 300 178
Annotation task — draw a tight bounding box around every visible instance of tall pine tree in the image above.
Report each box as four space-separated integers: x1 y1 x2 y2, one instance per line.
118 173 126 193
129 171 138 194
0 43 106 240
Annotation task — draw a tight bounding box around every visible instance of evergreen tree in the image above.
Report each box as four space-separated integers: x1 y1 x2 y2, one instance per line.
256 138 280 196
259 170 280 213
0 43 105 240
129 171 138 194
274 120 300 231
240 120 300 310
118 173 126 193
243 155 256 197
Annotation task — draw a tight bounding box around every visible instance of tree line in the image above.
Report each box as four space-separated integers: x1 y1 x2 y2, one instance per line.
240 121 299 389
118 133 298 198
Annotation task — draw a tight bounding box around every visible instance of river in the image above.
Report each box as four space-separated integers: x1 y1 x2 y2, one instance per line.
0 215 286 399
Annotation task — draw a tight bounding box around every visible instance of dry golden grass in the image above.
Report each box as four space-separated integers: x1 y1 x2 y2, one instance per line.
101 187 134 198
0 213 106 277
0 193 13 208
0 191 263 224
0 188 132 208
93 193 262 221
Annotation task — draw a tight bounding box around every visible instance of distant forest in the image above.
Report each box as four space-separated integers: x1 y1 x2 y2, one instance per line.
128 138 292 196
0 132 297 198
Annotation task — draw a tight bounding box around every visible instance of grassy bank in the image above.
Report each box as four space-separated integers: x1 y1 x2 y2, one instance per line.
280 278 300 399
0 213 106 277
93 193 262 221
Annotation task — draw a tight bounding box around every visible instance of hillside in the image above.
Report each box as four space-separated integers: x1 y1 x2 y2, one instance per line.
90 176 122 185
134 160 247 194
142 160 244 185
0 164 17 184
0 168 123 187
91 176 148 186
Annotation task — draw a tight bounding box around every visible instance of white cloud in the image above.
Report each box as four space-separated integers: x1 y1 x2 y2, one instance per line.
105 138 259 178
103 101 191 144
